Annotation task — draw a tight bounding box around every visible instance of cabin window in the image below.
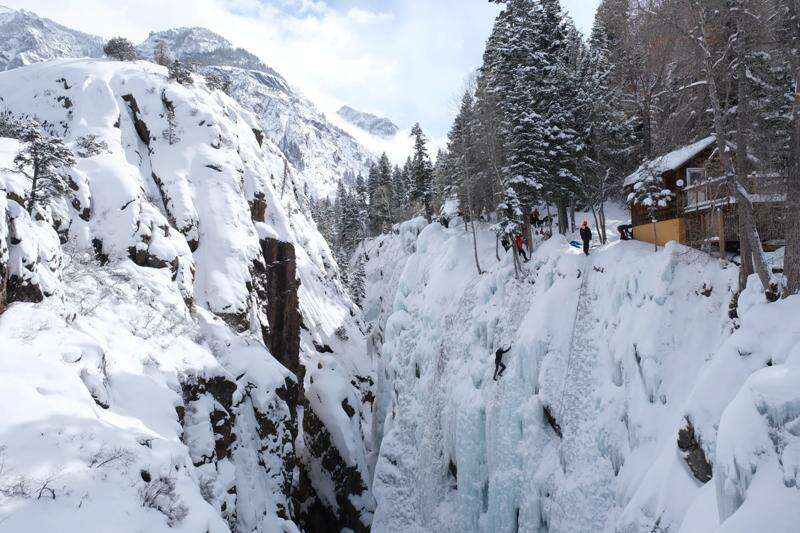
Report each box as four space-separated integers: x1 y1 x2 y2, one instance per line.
685 168 706 187
685 168 708 207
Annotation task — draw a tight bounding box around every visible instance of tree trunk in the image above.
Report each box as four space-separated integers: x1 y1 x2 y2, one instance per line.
495 234 501 262
557 199 568 235
546 203 553 234
652 220 658 252
598 203 608 244
695 1 774 296
568 200 577 233
785 64 800 295
512 242 520 279
522 207 533 254
470 217 483 276
591 206 602 246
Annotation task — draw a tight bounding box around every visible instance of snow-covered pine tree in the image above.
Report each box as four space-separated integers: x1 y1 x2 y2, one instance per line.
409 123 434 221
627 166 672 251
103 37 137 61
348 257 366 308
153 40 175 67
168 60 194 86
391 165 407 222
574 21 637 243
369 153 394 235
13 120 76 214
446 90 484 274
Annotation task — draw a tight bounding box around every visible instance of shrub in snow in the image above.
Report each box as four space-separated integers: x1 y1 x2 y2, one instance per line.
103 37 137 61
204 72 231 94
75 134 109 158
335 325 349 341
0 110 20 138
13 119 76 214
139 474 189 526
167 60 194 86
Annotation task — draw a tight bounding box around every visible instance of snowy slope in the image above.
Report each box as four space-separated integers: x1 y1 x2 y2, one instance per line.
0 5 103 71
364 215 800 532
139 28 372 199
0 59 374 531
0 9 373 200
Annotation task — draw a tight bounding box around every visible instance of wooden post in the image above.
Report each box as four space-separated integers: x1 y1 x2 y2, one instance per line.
717 206 726 260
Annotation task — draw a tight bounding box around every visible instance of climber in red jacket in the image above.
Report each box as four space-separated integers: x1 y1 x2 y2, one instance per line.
515 234 529 262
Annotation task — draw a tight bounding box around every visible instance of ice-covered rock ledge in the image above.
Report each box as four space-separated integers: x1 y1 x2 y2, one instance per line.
365 217 800 533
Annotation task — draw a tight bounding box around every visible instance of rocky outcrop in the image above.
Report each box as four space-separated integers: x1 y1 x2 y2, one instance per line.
300 397 372 533
677 417 712 483
257 237 302 379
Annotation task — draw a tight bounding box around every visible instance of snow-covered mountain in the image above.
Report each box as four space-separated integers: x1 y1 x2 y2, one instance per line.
0 59 374 532
337 105 400 139
0 5 103 70
363 216 800 532
138 28 372 199
0 8 373 199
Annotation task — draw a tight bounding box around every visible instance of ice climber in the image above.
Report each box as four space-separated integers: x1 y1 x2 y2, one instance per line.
493 345 511 380
515 235 529 262
579 221 592 256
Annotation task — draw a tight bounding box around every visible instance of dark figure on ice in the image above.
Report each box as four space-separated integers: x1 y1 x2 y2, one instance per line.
617 224 633 241
580 221 592 256
515 235 529 262
493 345 511 380
531 208 541 228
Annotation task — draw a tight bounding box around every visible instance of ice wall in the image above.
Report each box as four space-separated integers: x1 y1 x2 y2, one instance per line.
366 217 800 532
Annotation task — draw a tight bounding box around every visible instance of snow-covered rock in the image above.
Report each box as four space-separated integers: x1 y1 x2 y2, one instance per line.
0 9 374 201
138 27 372 199
364 216 800 532
337 105 400 139
0 58 374 531
0 5 103 71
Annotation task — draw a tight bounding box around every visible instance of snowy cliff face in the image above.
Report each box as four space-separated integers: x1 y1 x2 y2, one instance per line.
0 10 373 200
140 28 372 199
365 218 800 532
337 106 400 139
0 59 374 532
0 6 103 70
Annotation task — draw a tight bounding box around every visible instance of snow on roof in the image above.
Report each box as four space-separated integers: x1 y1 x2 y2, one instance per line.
624 136 716 187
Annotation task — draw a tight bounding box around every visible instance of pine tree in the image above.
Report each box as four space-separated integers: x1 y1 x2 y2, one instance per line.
391 165 407 221
13 120 76 214
103 37 137 61
349 257 366 307
409 123 434 221
369 153 394 234
153 40 175 67
168 60 194 86
627 166 672 251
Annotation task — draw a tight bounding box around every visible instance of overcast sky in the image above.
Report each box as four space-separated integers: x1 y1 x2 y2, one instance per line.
10 0 601 139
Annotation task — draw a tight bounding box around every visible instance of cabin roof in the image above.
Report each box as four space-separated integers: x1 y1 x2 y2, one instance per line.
623 136 716 187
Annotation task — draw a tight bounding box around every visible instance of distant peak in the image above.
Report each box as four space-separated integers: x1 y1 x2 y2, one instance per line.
337 105 399 139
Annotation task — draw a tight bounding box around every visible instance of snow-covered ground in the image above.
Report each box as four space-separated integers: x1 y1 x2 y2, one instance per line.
0 58 374 531
364 208 800 532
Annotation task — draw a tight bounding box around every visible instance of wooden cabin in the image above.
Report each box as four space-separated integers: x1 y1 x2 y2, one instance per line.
624 136 787 254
